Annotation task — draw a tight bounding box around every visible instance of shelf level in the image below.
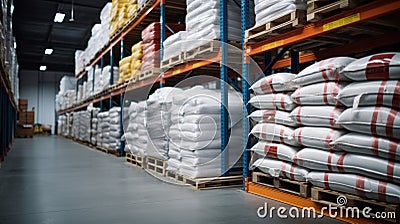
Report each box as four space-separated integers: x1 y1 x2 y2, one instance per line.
246 0 400 56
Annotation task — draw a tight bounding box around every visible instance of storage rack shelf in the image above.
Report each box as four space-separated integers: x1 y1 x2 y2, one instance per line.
241 0 400 223
57 0 238 175
0 46 17 162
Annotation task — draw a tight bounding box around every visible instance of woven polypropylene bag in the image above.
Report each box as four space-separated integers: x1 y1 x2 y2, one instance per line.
250 157 309 181
250 73 296 94
293 127 345 151
250 141 300 162
250 123 300 146
290 106 343 129
291 82 343 106
248 110 298 127
342 52 400 81
307 172 400 204
249 93 297 111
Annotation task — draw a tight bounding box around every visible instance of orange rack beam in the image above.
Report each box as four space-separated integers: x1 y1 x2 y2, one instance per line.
247 181 387 224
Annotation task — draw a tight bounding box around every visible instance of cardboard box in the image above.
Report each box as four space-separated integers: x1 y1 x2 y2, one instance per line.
18 111 34 125
16 126 34 137
18 98 28 111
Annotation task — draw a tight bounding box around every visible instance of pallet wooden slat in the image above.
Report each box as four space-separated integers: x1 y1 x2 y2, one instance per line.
145 156 167 176
139 69 160 81
184 41 220 60
165 171 242 190
307 0 360 22
245 10 307 42
311 187 400 223
126 152 145 168
161 52 185 70
252 172 310 198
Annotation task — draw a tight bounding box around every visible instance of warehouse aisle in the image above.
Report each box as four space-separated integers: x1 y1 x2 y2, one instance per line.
0 136 343 224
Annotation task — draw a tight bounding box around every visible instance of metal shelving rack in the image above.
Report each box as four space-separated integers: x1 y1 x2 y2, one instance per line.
56 0 238 172
0 54 17 162
241 0 400 223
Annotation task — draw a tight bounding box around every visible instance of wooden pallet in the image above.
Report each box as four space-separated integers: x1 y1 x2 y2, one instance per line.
245 10 306 43
139 69 160 81
307 0 359 22
161 52 185 70
184 41 220 61
165 171 242 190
96 146 121 157
126 152 145 168
145 156 167 176
252 172 310 198
312 187 400 222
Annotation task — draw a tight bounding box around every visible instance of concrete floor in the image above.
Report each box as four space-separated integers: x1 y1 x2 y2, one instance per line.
0 136 344 224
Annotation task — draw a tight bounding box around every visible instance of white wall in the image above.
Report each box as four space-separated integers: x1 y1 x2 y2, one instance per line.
19 70 73 133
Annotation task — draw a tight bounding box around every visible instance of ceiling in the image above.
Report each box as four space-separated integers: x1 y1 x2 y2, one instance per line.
13 0 110 73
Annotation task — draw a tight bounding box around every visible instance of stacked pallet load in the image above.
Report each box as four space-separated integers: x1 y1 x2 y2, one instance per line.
125 101 147 157
55 76 76 111
167 86 243 179
118 41 142 83
290 53 400 208
72 110 91 142
108 107 122 152
110 0 128 37
141 22 184 79
100 65 120 90
118 56 132 83
246 0 306 42
127 0 138 18
97 111 110 149
17 108 34 138
89 106 101 145
248 73 311 195
162 31 187 69
57 115 67 136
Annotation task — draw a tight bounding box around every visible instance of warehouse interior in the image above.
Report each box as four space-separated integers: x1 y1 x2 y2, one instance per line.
1 0 399 223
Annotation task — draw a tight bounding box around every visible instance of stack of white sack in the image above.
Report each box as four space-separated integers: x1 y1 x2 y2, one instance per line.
167 85 243 178
184 0 242 50
166 93 186 173
108 107 122 151
83 3 112 64
100 65 120 91
145 87 184 160
57 115 67 136
125 101 147 156
97 111 110 148
162 31 187 61
253 0 307 27
248 73 309 181
89 106 100 145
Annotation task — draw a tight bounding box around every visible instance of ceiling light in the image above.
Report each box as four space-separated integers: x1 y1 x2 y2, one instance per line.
40 66 47 71
54 13 65 23
13 42 16 49
45 49 53 55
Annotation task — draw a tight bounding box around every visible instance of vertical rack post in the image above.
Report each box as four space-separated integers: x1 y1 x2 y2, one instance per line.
110 47 114 109
101 57 104 72
263 52 272 76
290 50 299 74
159 0 166 88
241 0 250 190
220 0 228 176
119 38 125 156
92 66 95 92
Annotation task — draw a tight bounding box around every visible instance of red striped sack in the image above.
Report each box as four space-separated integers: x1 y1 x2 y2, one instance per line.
250 123 300 146
248 110 298 127
337 80 400 109
307 172 400 204
337 107 400 139
293 57 355 86
290 106 343 129
293 127 345 150
250 73 296 94
250 141 300 163
332 133 400 162
342 52 400 81
250 158 309 181
294 148 400 184
292 82 343 106
249 93 297 111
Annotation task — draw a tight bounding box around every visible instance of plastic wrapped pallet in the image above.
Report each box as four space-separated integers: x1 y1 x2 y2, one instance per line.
307 172 400 204
163 31 187 60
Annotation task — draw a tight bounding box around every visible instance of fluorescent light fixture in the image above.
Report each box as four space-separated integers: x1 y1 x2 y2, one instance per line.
40 66 47 71
45 48 53 55
13 42 17 49
54 13 65 23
